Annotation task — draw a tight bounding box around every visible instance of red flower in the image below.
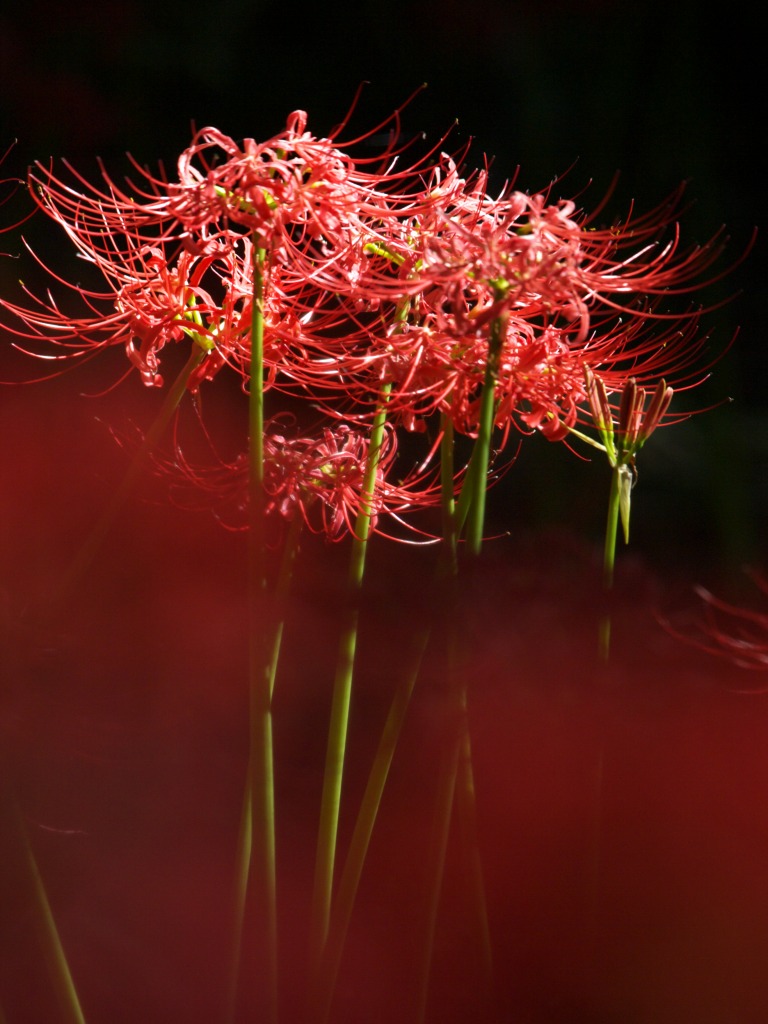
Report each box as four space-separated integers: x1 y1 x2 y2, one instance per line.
1 102 743 479
306 162 734 445
170 115 371 246
151 418 445 542
5 232 233 387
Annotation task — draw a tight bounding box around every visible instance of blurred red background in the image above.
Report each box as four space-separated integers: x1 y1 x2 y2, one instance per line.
2 365 767 1023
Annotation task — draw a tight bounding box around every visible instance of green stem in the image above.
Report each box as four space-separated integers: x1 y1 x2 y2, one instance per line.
244 241 279 1024
225 512 300 1024
416 713 461 1024
310 389 446 1019
465 315 505 556
12 800 87 1024
599 465 622 661
414 419 464 1024
416 668 494 1024
266 512 302 700
311 625 430 1023
225 761 253 1024
309 383 392 968
455 702 494 1011
440 413 459 577
416 395 495 1021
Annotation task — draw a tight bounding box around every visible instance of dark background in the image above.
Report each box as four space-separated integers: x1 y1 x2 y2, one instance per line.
1 0 764 577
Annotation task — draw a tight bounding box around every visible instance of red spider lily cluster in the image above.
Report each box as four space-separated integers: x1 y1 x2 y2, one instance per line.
2 102 733 540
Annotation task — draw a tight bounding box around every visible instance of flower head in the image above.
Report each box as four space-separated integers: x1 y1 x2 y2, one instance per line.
150 416 446 542
584 364 673 468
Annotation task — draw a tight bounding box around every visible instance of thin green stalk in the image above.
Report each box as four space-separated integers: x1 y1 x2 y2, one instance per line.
454 703 494 1010
12 800 87 1024
416 374 497 1022
310 625 430 1023
265 512 302 702
465 313 505 556
448 329 499 974
310 396 447 1020
309 383 392 968
415 696 494 1024
416 716 461 1024
225 758 253 1024
225 512 301 1024
243 240 279 1024
439 413 459 577
602 466 622 593
415 414 466 1024
599 465 622 661
590 465 623 984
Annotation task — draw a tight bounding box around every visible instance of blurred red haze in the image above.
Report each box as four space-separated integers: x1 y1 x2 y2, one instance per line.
2 372 767 1024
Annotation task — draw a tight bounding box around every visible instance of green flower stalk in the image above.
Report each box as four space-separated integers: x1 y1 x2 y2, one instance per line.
309 383 392 972
309 624 429 1024
243 241 280 1024
2 793 86 1024
582 366 674 657
462 301 508 557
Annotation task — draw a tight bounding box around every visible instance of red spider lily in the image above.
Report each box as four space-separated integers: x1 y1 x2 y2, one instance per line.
297 279 716 452
5 234 236 387
1 102 744 462
293 163 735 445
169 115 378 248
363 170 731 337
344 295 709 445
150 417 446 541
4 104 455 393
2 217 374 395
